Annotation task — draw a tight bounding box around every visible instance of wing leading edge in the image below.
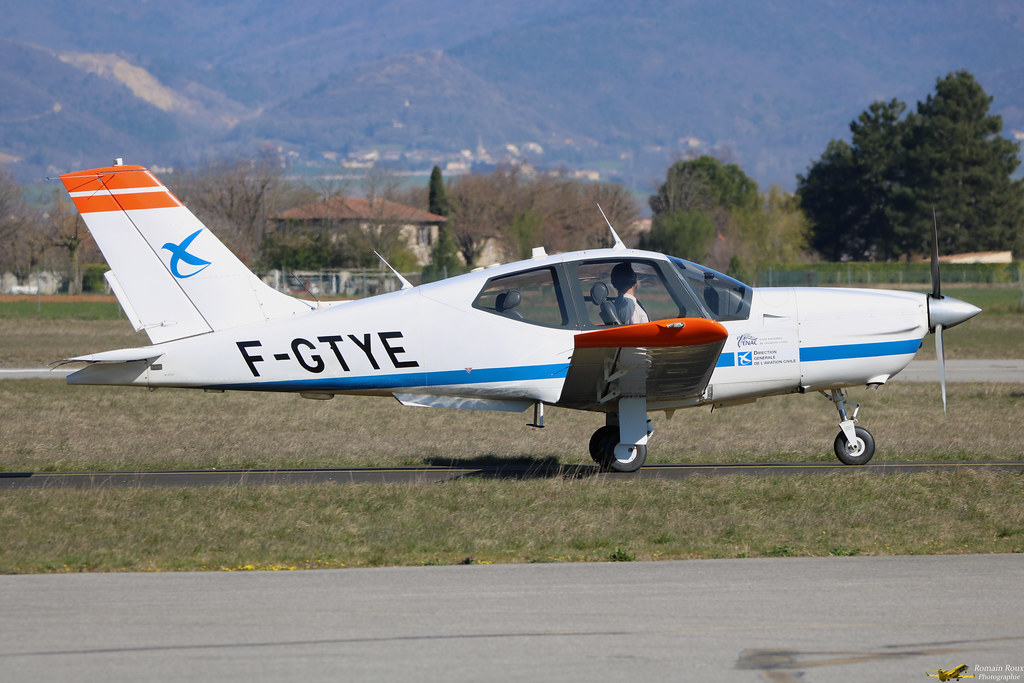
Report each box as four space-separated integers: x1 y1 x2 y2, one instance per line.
558 318 728 411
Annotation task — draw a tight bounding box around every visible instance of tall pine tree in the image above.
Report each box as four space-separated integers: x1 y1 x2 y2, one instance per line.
899 71 1023 255
799 71 1023 260
422 166 461 282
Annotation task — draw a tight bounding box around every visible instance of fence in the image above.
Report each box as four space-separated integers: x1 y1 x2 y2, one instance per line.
755 262 1023 288
264 269 426 299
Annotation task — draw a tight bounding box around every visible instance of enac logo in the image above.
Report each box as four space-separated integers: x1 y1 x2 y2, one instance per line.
162 229 211 279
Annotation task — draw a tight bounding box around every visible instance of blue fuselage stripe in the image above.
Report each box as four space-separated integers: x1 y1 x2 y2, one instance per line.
209 363 570 392
716 339 921 368
799 339 922 362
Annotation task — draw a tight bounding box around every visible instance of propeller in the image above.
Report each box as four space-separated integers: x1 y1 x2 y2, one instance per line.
931 208 942 301
930 209 947 412
927 209 982 412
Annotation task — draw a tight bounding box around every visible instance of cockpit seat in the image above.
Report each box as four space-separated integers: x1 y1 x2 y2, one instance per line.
496 289 524 319
590 282 620 326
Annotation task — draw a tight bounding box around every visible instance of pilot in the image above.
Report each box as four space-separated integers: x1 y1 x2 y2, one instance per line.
610 262 649 325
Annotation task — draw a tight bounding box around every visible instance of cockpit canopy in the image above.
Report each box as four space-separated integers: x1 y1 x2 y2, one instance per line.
472 253 752 329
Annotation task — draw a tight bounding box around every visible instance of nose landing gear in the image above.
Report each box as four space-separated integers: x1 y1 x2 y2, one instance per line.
824 388 875 465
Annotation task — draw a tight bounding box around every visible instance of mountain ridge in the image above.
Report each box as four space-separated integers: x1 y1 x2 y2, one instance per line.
1 1 1021 189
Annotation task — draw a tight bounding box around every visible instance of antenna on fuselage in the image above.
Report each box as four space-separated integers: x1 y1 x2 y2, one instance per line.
374 251 414 290
288 274 321 306
597 204 626 250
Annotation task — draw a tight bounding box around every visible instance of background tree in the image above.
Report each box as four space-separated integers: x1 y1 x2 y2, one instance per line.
46 191 90 295
899 71 1023 256
533 175 639 252
643 155 759 269
427 165 450 217
730 187 811 281
446 167 640 266
353 167 418 271
799 71 1023 261
798 139 862 261
422 166 461 282
848 98 908 260
0 168 32 278
447 173 499 267
643 209 716 262
171 153 284 265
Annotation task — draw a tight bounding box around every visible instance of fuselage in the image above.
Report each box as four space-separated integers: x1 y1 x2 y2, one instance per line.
68 247 943 414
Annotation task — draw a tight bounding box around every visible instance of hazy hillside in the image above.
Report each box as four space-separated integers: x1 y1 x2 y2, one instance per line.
1 0 1022 190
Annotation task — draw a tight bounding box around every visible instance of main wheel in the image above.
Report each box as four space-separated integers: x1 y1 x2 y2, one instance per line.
588 425 647 473
833 426 875 465
588 425 617 464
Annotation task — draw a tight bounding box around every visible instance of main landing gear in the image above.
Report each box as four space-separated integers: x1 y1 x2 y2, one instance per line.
587 389 877 471
825 388 875 465
588 396 653 473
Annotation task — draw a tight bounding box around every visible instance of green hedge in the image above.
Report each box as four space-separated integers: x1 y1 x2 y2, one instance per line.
81 264 108 293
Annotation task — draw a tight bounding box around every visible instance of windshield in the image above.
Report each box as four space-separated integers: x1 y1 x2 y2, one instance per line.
668 257 752 322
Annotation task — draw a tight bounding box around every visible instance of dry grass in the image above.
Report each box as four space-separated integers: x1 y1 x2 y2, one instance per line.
2 472 1022 573
0 318 143 367
3 380 1023 472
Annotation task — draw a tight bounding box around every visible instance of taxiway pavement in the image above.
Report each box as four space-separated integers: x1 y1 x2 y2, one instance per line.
2 555 1021 682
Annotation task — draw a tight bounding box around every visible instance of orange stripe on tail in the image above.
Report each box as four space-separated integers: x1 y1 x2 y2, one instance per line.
70 190 180 214
60 165 182 214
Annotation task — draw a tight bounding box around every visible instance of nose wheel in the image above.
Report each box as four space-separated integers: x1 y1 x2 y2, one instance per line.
833 425 875 465
824 388 875 465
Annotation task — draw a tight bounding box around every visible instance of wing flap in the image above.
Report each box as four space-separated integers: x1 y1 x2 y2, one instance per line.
394 393 533 412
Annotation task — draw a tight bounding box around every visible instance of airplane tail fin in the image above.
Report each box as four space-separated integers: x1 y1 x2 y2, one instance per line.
60 163 313 344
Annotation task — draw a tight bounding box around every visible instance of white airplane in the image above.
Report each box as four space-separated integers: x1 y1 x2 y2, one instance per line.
58 162 981 472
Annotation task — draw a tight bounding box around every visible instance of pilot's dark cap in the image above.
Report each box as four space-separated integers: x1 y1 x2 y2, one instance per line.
611 262 638 290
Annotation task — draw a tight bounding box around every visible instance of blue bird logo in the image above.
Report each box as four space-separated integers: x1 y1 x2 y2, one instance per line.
162 229 211 279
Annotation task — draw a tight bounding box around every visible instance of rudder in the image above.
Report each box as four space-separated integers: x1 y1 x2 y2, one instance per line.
61 163 312 343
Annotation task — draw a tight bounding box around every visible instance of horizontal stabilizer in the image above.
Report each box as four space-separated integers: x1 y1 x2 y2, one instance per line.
62 346 164 364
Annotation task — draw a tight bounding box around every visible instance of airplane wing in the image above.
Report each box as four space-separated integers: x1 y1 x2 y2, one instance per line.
558 318 728 411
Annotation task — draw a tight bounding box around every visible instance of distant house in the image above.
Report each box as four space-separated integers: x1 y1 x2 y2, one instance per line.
271 196 447 266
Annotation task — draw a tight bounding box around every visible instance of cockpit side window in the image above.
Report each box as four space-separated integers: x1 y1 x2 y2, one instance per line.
472 267 570 328
669 257 752 322
574 259 701 327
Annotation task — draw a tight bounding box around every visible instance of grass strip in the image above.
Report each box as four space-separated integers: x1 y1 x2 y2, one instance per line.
0 299 124 320
1 472 1021 574
3 381 1023 472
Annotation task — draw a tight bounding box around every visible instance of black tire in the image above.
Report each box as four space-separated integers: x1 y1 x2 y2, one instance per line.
589 425 647 472
606 444 646 473
833 426 875 465
588 425 618 464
